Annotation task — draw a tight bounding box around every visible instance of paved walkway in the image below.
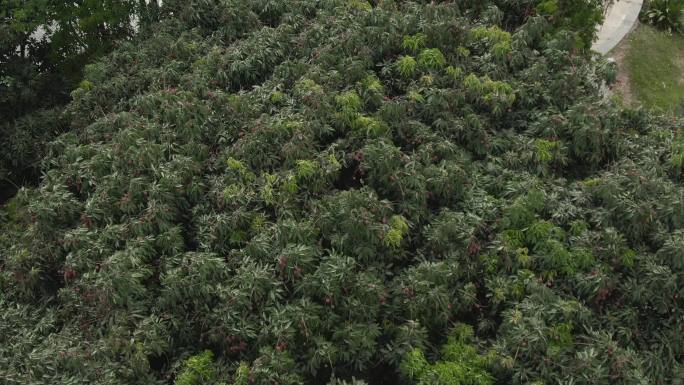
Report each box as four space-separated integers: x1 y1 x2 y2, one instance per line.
593 0 644 54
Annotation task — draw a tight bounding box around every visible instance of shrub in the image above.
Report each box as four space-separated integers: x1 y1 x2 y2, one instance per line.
396 55 418 78
536 0 604 48
642 0 684 33
417 48 447 71
0 2 681 385
175 351 217 385
402 33 428 53
400 324 494 385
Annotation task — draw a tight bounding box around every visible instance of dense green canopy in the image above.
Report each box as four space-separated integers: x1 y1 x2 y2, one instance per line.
1 1 682 384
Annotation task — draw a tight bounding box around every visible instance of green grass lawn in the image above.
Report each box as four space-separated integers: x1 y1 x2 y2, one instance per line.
622 24 684 113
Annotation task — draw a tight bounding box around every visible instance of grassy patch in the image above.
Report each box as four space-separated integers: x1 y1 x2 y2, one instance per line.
622 24 684 112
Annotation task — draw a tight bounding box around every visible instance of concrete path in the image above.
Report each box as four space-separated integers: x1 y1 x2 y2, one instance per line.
593 0 644 54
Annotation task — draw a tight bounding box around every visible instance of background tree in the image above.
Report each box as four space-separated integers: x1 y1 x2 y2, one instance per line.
0 0 161 198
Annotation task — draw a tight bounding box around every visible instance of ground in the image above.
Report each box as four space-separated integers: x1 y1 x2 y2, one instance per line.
609 23 684 113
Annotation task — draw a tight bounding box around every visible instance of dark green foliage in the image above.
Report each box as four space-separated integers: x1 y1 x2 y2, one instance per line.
0 108 68 186
641 0 684 33
0 1 682 385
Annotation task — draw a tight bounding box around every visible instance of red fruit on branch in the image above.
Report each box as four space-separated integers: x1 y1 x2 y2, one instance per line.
64 267 76 281
467 239 481 255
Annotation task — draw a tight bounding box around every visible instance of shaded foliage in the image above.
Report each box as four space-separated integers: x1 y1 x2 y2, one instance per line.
0 0 162 192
